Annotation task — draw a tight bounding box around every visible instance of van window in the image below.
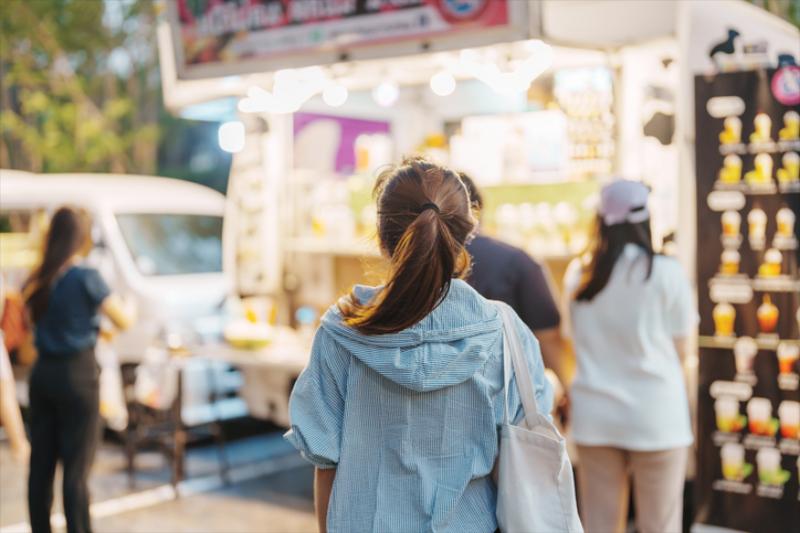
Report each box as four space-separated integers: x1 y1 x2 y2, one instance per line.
0 210 32 233
116 214 223 276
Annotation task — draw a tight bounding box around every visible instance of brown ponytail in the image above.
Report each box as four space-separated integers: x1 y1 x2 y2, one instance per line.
339 158 476 335
23 206 92 322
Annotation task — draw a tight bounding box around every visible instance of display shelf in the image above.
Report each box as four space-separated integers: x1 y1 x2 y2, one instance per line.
709 276 800 294
698 336 800 350
751 277 800 293
712 183 800 196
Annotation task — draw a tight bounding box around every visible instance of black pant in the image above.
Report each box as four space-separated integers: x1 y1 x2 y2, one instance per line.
28 349 100 533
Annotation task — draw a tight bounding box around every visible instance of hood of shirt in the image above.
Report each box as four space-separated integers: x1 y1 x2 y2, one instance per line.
320 279 502 393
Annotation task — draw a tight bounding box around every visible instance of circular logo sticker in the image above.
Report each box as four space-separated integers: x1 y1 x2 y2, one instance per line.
438 0 489 22
772 65 800 106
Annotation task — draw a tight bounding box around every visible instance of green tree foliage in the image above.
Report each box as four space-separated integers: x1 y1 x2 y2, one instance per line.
750 0 800 27
0 0 160 173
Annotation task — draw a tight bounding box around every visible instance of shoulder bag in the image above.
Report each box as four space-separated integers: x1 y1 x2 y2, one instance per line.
495 303 583 533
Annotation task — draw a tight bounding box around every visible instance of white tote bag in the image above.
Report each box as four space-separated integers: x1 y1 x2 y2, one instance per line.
495 303 583 533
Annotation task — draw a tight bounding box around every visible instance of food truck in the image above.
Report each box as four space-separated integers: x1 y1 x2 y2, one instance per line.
156 1 799 528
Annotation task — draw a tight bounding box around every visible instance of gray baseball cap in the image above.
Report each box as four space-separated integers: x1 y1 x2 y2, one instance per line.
599 180 650 226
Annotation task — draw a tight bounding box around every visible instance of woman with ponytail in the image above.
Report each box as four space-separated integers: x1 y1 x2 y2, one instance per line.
285 159 552 533
24 206 134 533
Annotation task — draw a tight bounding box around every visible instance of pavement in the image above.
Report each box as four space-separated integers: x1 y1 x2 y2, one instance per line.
0 429 317 533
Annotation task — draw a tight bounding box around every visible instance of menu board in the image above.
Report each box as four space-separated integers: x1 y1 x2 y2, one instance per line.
168 0 525 79
694 70 800 532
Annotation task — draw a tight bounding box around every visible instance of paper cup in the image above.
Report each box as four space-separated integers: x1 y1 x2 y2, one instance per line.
721 154 743 183
733 336 758 374
754 153 773 181
721 210 742 237
748 209 767 240
720 249 740 275
757 296 779 333
713 303 736 337
765 248 783 265
715 396 741 432
777 342 800 375
753 113 772 141
759 248 783 277
776 208 795 237
782 111 799 140
756 447 781 480
785 110 799 128
722 116 742 143
747 397 772 435
721 443 745 480
779 401 800 439
782 152 800 182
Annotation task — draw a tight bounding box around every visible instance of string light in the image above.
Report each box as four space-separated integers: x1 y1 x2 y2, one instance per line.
218 121 245 153
430 71 456 96
459 41 553 95
323 83 349 107
372 81 399 107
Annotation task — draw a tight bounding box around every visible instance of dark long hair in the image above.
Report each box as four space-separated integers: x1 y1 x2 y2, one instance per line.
339 158 476 335
23 206 92 322
574 217 656 302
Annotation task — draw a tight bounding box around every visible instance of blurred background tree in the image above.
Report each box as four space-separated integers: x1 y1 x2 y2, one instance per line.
750 0 800 27
0 0 160 173
0 0 795 179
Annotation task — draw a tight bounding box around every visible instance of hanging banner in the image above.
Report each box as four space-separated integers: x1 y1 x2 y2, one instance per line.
169 0 527 79
694 69 800 533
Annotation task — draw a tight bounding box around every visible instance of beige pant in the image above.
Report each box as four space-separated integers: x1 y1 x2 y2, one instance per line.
576 445 687 533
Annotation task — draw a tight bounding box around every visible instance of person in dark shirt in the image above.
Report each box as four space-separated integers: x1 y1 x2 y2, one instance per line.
460 173 567 387
23 206 134 533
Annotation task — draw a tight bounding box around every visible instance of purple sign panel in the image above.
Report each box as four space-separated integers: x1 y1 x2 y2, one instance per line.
293 113 391 175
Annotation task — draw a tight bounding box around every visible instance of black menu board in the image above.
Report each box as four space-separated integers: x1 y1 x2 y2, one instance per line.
694 69 800 533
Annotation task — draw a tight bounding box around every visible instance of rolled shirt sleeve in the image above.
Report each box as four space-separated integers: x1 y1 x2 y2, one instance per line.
82 267 111 308
285 328 347 469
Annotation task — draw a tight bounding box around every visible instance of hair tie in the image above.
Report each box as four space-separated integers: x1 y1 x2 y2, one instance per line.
418 202 440 214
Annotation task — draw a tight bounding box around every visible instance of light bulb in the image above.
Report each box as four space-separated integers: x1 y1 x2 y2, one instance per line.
218 121 245 153
323 83 348 107
430 71 456 96
372 81 399 107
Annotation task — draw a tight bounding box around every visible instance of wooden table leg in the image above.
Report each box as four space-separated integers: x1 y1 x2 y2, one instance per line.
171 369 186 493
205 361 230 485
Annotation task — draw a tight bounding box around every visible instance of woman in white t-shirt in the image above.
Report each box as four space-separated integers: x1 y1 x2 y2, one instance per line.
563 180 695 533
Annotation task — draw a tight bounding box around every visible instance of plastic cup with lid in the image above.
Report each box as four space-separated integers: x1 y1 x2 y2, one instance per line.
733 336 758 374
778 401 799 439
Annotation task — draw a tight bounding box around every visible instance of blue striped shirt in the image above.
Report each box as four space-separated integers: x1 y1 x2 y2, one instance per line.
285 279 552 533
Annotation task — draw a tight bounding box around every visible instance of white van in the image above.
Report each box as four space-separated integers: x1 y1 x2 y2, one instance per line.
0 170 236 360
0 170 246 425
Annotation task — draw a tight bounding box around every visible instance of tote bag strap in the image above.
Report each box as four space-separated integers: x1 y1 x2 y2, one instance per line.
496 303 540 428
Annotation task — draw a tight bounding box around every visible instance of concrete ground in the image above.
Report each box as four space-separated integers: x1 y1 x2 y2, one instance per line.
0 429 317 533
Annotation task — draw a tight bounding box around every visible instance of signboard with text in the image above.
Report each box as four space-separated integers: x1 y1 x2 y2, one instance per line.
169 0 528 79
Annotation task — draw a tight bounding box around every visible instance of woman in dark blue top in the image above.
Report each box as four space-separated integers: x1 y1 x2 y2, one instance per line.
23 207 133 533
